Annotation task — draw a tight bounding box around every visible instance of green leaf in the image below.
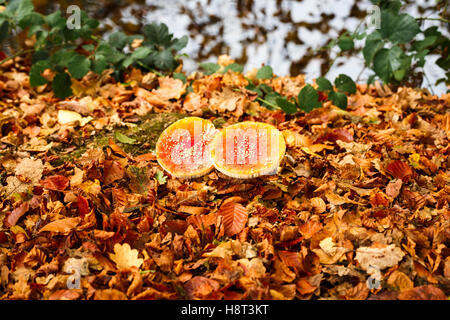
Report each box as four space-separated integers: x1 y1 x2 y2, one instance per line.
143 23 172 47
0 20 8 42
363 31 383 65
67 54 90 79
29 60 51 87
152 49 174 70
132 47 152 60
173 72 187 83
298 84 322 113
328 91 347 110
258 83 273 94
52 72 73 99
337 36 354 51
170 35 188 51
82 44 95 52
95 43 124 64
380 11 420 44
44 10 65 29
91 57 108 74
316 77 333 92
199 62 220 75
275 97 297 114
115 132 136 144
373 46 410 83
373 48 391 82
18 12 43 32
223 63 243 73
5 0 34 21
334 74 356 94
155 169 167 185
108 31 132 50
256 65 273 79
261 92 282 110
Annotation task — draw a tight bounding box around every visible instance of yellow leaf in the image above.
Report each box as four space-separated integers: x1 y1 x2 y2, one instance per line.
109 243 143 270
57 110 93 126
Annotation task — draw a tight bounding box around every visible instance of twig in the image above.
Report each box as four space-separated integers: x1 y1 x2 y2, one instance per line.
416 17 450 24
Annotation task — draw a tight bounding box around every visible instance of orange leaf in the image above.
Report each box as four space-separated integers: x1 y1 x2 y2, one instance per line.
386 160 413 182
217 202 248 237
296 278 317 295
40 175 69 191
299 219 323 239
39 217 81 234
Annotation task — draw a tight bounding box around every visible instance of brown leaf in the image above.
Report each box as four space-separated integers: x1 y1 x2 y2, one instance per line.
40 175 69 191
103 160 124 185
398 285 447 300
39 217 81 234
4 202 29 227
386 160 413 182
48 289 82 300
299 220 323 239
296 278 317 295
345 282 369 300
217 202 248 237
94 289 128 300
387 271 414 292
184 276 220 299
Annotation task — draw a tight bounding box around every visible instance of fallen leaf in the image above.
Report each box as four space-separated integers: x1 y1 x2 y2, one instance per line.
398 285 447 300
39 217 81 234
109 243 143 270
40 175 70 191
217 202 248 237
355 244 405 272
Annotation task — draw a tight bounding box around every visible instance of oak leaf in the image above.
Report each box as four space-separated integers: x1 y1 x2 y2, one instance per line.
109 243 143 270
355 244 405 272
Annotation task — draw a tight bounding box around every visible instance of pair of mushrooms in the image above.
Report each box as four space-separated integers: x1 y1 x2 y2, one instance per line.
156 117 286 179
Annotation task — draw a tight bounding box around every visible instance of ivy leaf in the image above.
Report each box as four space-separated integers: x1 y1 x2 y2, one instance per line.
256 65 273 79
223 63 243 73
115 132 136 144
338 36 354 51
67 54 90 79
380 11 420 44
334 74 356 94
29 60 50 87
298 84 322 113
316 77 333 92
199 62 220 75
52 72 73 99
275 97 297 114
328 91 347 110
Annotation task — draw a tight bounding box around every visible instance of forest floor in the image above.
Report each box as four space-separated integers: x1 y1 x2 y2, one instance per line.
0 56 449 300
